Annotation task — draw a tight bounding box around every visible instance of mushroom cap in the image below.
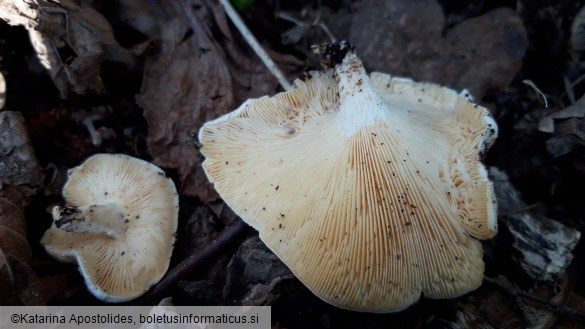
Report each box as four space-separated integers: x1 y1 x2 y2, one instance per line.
198 51 497 312
41 154 179 302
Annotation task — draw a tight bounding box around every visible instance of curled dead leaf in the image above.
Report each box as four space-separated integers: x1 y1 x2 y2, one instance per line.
538 94 585 157
0 0 133 98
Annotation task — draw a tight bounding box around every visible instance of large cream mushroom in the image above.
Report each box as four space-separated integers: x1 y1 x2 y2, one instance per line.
199 43 498 312
41 153 179 302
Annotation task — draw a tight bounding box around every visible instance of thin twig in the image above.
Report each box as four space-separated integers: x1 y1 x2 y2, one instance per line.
219 0 292 91
483 277 585 318
276 11 336 43
137 218 249 305
317 22 336 43
523 79 549 108
276 12 308 27
498 202 543 217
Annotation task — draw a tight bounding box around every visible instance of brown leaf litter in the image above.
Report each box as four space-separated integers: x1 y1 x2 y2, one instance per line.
538 94 585 158
0 0 133 98
121 0 303 201
350 0 528 100
0 111 44 305
0 187 43 305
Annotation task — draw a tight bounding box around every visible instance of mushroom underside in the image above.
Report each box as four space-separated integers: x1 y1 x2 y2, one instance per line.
41 154 179 302
199 60 497 312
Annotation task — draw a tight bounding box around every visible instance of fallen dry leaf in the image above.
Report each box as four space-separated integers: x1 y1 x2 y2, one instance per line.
350 0 528 99
0 111 45 304
222 235 293 306
0 111 43 190
450 276 561 329
0 187 43 305
121 0 302 201
0 0 133 98
538 94 585 157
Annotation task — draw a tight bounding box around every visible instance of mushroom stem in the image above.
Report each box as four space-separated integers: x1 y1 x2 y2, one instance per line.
82 115 103 146
52 202 130 238
335 51 389 136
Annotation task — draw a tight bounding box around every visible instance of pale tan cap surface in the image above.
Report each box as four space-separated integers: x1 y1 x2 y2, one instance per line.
41 154 179 302
199 51 497 312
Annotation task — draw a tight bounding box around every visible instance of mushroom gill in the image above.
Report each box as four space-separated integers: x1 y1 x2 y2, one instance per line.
199 44 498 312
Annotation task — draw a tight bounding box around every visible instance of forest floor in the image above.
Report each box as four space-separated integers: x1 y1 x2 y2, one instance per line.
1 0 585 328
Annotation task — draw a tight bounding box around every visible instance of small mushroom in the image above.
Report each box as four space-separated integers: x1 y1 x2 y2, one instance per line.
198 43 498 312
41 154 179 302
